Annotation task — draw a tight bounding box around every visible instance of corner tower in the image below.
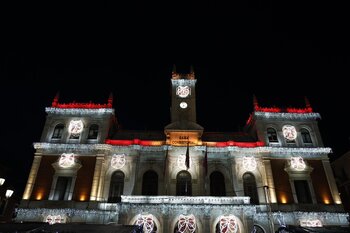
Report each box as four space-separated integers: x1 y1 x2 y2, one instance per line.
165 66 203 145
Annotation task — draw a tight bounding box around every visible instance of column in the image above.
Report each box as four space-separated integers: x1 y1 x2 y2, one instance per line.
263 160 277 203
322 159 342 204
22 155 42 200
90 155 105 201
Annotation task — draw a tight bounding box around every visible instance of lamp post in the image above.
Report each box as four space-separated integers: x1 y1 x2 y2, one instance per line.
0 177 14 221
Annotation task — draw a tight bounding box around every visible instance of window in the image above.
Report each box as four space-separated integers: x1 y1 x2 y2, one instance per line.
53 176 72 200
142 170 158 195
210 171 226 196
294 180 312 204
301 128 312 143
108 171 125 202
87 124 99 139
176 171 192 196
52 124 64 139
243 173 259 204
267 128 278 143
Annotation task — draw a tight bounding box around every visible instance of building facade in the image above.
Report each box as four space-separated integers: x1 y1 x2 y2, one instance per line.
17 69 349 232
332 150 350 212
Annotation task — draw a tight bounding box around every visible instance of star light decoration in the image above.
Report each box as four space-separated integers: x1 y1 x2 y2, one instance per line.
242 156 257 171
178 214 196 233
135 214 155 233
290 156 306 171
219 215 238 233
111 154 126 169
58 153 75 168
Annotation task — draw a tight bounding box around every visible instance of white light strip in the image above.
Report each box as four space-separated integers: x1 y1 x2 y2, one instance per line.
254 112 321 120
45 107 114 115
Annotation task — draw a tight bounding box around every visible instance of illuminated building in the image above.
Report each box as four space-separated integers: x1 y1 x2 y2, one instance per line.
16 68 349 232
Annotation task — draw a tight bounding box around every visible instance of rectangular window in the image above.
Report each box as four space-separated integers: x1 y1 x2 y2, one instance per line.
294 180 312 204
53 177 72 200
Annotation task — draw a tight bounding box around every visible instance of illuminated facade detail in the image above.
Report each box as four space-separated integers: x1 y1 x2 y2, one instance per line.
282 125 297 141
58 153 75 168
242 156 257 171
45 215 64 225
177 154 191 169
111 154 126 169
46 107 114 115
135 214 155 233
178 214 196 233
290 157 306 171
299 219 322 227
176 86 191 98
180 102 188 109
68 120 84 135
219 215 238 233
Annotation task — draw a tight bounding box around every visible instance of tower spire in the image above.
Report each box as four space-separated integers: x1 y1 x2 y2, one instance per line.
190 65 194 74
304 96 311 108
172 64 177 74
253 94 259 110
52 91 60 107
108 92 113 107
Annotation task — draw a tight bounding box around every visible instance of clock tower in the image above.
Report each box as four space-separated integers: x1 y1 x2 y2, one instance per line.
164 66 203 145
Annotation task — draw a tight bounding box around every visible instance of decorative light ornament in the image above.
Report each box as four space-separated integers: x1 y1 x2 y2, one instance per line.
58 153 75 168
177 154 191 169
68 120 84 135
299 219 322 227
290 156 306 170
45 215 63 225
282 125 297 140
180 102 188 109
111 154 126 169
135 214 155 233
219 215 238 233
242 156 257 171
176 86 191 98
178 214 196 233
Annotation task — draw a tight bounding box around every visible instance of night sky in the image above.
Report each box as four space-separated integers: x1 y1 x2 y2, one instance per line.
1 0 349 198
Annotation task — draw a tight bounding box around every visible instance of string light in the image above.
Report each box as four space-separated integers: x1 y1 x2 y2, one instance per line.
46 107 114 115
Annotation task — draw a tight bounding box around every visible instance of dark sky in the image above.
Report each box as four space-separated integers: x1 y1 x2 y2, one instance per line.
1 0 349 198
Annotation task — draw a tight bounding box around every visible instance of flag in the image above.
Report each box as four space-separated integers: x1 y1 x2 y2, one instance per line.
203 145 208 176
163 146 168 176
185 142 190 170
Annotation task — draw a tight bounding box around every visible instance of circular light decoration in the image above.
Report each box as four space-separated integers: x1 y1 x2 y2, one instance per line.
135 214 155 233
176 86 191 98
219 215 238 233
178 214 196 233
180 102 188 109
290 156 306 170
282 125 297 140
111 154 126 169
177 154 191 169
243 156 257 171
59 153 75 168
68 120 84 135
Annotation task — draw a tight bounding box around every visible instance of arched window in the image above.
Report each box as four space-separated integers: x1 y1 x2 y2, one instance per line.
243 173 259 204
267 128 278 143
52 124 64 139
142 170 158 195
87 124 99 139
210 171 226 196
176 171 192 196
301 128 312 143
108 171 124 202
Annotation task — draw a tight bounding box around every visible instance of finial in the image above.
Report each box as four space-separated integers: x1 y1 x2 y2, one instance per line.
52 91 60 107
172 64 177 74
108 92 113 107
253 94 259 110
190 65 194 74
304 96 311 108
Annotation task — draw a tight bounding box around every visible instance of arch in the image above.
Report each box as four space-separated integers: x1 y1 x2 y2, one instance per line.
108 170 124 202
212 215 244 233
210 171 226 196
243 172 259 204
173 214 197 233
300 128 312 144
87 124 99 139
52 123 64 139
267 127 278 143
142 170 158 195
130 214 160 233
176 171 192 196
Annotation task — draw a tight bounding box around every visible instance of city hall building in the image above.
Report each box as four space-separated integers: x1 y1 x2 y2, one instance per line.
16 69 349 232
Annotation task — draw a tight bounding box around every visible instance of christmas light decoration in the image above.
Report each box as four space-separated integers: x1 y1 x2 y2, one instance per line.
290 157 306 170
46 107 114 115
242 156 257 171
178 214 196 233
254 112 321 120
299 219 322 227
135 214 155 233
68 120 84 135
282 125 297 140
177 154 191 169
45 214 65 224
219 215 238 233
111 154 126 169
176 86 191 98
58 153 75 168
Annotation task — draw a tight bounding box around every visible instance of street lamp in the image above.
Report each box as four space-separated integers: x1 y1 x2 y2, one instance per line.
0 178 5 186
5 189 14 199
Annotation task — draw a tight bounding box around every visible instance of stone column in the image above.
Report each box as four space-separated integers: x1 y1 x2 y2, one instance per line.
263 160 277 203
22 154 42 200
322 159 342 204
90 154 105 201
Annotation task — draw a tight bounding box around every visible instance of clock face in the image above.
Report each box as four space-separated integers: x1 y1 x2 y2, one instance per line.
282 125 297 140
176 86 191 98
180 102 188 109
68 120 84 135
